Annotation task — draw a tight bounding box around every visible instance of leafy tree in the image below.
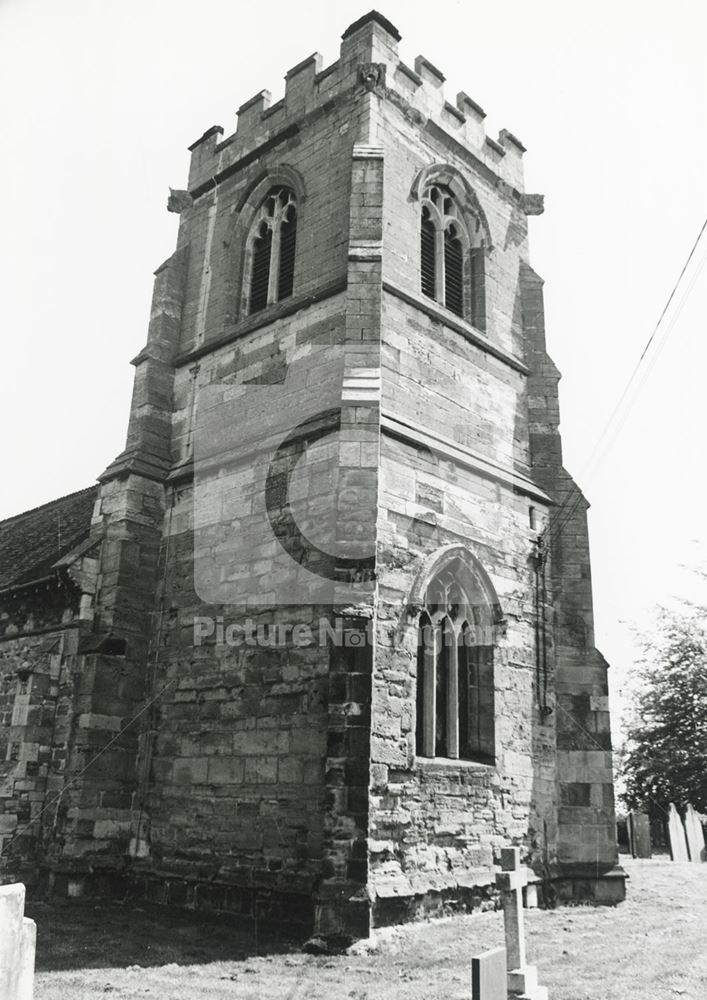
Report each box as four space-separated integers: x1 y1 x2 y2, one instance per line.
621 607 707 815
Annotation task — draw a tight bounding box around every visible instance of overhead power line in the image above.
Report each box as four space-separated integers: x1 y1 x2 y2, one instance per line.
540 215 707 552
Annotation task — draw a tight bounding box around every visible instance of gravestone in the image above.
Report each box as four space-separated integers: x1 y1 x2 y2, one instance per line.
616 814 630 854
495 847 548 1000
684 804 706 863
0 883 36 1000
471 946 507 1000
628 810 652 858
667 803 689 863
524 882 539 909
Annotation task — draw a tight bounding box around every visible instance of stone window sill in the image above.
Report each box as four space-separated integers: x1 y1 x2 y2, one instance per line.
175 276 347 366
382 280 528 376
414 755 495 773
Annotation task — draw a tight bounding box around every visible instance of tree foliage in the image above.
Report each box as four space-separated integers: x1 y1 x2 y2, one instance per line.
621 608 707 814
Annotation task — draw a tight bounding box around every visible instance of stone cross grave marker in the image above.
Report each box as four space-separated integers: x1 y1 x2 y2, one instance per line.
471 946 507 1000
0 883 36 1000
684 804 706 863
495 847 548 1000
668 803 690 863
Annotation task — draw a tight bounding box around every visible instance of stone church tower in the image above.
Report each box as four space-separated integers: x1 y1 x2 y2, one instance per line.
0 11 624 940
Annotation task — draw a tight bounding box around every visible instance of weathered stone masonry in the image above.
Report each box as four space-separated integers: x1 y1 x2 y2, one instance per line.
0 11 625 939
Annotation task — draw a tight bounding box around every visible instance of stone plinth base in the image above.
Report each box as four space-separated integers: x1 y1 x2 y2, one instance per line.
508 964 548 1000
553 864 627 905
311 879 371 948
128 870 315 939
42 865 128 903
372 875 498 927
42 863 315 940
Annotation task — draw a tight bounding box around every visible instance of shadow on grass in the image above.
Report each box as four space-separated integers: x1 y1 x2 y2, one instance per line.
27 898 302 972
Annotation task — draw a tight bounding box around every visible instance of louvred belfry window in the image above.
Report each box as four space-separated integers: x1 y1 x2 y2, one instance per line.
248 187 298 314
278 201 297 301
421 206 436 299
444 223 464 318
250 222 272 314
419 182 486 330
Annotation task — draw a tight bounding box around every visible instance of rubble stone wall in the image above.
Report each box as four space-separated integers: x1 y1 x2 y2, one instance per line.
0 585 83 881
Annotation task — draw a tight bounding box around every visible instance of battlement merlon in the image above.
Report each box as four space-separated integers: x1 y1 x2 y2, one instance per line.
184 10 533 196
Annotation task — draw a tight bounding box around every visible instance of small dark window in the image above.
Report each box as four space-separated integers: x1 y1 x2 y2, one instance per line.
278 206 297 301
435 622 450 757
250 222 272 314
421 207 436 299
459 638 495 762
444 225 464 317
416 613 432 756
470 245 486 332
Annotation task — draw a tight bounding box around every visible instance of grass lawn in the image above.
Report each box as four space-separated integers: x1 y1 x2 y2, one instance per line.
30 857 707 1000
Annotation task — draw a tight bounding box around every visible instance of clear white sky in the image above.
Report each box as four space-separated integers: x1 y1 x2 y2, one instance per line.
1 0 705 733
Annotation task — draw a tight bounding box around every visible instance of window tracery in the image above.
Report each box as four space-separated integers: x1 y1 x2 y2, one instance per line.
415 555 496 763
419 181 486 330
248 186 298 313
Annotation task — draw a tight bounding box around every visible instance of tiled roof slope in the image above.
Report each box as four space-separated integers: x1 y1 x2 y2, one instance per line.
0 486 98 591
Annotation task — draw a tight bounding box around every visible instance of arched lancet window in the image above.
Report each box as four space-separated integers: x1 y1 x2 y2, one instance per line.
419 181 486 330
459 622 494 760
415 554 497 763
247 186 297 314
444 223 464 317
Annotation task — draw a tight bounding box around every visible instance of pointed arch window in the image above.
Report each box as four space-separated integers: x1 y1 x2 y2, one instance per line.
419 182 486 331
247 186 298 314
415 556 496 763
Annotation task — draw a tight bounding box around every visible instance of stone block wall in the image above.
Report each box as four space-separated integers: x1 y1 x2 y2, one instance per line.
369 338 558 920
362 76 561 920
0 582 88 882
101 44 388 933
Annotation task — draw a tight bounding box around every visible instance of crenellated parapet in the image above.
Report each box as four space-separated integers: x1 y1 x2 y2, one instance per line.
185 10 532 199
